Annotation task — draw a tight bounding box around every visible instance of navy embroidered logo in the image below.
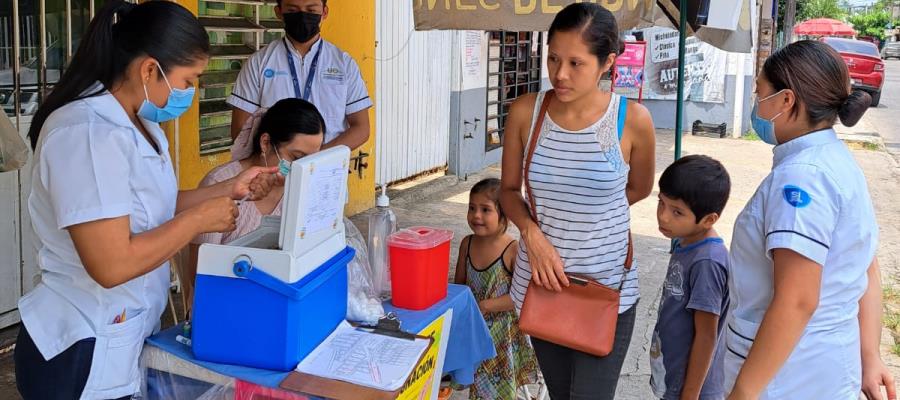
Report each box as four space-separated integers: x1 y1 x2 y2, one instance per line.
323 67 344 82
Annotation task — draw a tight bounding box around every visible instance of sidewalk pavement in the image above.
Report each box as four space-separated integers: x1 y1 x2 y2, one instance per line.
351 129 900 400
835 119 885 149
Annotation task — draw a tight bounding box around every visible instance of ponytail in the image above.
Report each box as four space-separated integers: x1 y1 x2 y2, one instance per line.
838 89 871 128
28 0 209 149
762 41 871 128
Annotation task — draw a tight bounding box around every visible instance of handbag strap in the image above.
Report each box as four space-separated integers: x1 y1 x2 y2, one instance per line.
523 90 554 224
617 231 634 291
523 91 634 290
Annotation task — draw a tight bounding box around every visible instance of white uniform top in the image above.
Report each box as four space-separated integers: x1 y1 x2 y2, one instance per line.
20 86 176 399
724 129 878 399
227 37 372 145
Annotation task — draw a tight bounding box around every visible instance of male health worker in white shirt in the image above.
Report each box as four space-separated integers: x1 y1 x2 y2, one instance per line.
227 0 372 154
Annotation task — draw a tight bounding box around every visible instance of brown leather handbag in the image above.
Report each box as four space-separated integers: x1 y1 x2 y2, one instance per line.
517 90 634 357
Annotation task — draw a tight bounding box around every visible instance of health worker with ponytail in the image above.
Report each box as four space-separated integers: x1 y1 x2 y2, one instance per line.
14 2 279 399
725 40 895 400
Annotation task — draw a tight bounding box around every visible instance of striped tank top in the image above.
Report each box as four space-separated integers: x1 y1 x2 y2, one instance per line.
511 91 639 314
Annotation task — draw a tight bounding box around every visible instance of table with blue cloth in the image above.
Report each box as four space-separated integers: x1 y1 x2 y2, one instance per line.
141 284 495 399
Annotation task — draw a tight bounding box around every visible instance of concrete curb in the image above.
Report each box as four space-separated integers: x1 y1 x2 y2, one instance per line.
835 117 885 150
838 132 885 150
387 175 462 208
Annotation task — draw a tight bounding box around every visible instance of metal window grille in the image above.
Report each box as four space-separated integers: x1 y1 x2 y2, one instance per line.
2 0 107 130
198 0 271 155
485 31 542 152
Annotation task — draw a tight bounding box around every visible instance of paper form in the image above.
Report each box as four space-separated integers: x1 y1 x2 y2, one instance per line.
302 164 345 235
296 322 431 391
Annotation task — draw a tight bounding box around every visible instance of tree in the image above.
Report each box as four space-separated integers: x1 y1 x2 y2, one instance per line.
778 0 803 36
798 0 848 21
875 0 898 11
783 0 798 43
777 0 847 45
849 10 893 39
778 0 848 32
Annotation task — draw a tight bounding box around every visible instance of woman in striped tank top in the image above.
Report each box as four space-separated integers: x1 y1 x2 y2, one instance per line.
499 4 656 399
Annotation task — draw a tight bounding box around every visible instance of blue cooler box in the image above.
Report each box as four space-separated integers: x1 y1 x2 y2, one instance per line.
192 147 354 371
192 247 354 371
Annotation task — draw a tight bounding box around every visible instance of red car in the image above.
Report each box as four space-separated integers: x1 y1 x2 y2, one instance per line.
821 37 885 106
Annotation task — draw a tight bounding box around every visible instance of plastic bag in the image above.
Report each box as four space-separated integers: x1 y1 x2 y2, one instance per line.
0 111 29 172
344 218 384 324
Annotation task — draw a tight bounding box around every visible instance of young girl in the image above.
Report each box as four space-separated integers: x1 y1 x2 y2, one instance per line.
454 178 538 400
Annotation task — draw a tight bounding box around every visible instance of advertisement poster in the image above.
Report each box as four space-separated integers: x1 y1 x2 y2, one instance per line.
641 27 727 103
464 31 482 79
614 41 646 100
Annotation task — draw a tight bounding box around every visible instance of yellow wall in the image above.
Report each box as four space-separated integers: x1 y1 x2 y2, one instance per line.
322 1 377 215
165 0 232 190
165 0 377 215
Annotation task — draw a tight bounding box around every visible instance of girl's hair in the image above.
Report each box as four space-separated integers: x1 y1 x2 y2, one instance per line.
548 3 624 64
252 98 327 154
28 0 210 149
762 40 870 127
470 178 508 233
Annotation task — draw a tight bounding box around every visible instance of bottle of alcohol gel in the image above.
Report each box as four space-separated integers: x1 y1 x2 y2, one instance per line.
368 186 397 300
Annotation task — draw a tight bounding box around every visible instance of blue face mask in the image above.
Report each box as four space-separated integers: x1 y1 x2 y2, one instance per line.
750 90 785 146
274 144 291 176
137 63 195 123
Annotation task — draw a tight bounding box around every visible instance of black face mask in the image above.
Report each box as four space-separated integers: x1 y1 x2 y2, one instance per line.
283 11 322 44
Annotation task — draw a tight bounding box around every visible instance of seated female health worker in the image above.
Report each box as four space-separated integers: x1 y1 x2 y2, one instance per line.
184 98 326 305
14 2 279 399
725 40 895 400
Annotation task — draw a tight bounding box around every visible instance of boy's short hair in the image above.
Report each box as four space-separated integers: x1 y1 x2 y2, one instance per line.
658 155 731 223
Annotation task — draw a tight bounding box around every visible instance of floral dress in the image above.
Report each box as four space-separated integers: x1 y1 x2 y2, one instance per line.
464 236 539 400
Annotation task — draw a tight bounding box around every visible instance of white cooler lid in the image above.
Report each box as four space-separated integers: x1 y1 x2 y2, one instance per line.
279 146 351 258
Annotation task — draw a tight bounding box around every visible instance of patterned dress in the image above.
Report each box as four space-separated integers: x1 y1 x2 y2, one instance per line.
464 237 539 400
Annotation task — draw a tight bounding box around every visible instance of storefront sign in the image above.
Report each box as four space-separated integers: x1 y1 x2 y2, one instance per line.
413 0 754 53
413 0 656 32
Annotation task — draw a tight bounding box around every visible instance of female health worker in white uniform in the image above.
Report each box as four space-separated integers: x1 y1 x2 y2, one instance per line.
725 40 895 400
14 2 278 399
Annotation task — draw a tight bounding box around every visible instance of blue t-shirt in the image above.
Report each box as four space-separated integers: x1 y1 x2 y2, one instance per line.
650 237 730 400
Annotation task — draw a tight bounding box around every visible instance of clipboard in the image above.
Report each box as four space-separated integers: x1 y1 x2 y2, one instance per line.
279 320 435 400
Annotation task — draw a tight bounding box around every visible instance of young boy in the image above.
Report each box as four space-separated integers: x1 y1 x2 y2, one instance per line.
650 155 731 400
